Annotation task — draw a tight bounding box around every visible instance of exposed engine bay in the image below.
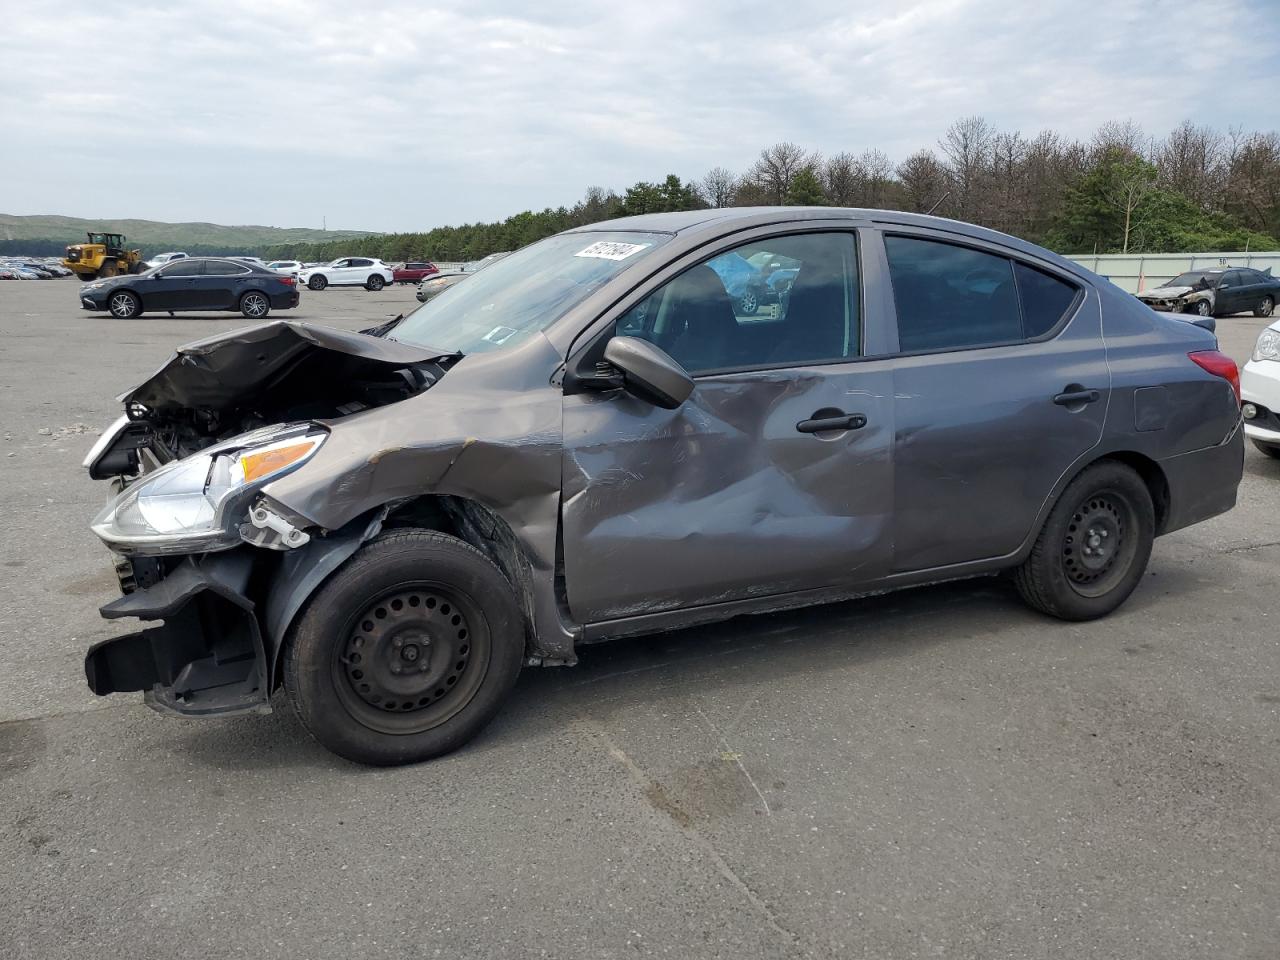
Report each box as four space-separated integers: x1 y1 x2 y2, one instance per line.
87 320 453 480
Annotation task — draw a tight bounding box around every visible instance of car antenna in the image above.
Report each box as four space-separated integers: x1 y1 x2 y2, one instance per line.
925 191 951 216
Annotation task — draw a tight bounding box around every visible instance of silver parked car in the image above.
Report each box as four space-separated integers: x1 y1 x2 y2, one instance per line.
82 207 1244 764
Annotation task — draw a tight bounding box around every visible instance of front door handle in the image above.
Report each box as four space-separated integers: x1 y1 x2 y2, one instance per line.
1053 388 1100 406
796 412 867 433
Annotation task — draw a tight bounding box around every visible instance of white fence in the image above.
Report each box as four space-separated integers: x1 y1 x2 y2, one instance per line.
1066 251 1280 293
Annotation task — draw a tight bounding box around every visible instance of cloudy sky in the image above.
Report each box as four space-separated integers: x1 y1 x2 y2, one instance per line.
2 0 1278 233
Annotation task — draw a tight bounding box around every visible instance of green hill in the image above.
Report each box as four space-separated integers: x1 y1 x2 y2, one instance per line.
0 213 375 257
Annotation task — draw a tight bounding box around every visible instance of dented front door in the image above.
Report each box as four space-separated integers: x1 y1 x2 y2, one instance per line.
560 363 895 625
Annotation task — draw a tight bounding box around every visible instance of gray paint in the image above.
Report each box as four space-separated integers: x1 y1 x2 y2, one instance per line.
85 207 1245 712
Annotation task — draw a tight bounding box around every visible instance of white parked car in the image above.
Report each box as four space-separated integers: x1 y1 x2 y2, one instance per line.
267 260 303 275
296 257 394 291
145 251 188 270
1243 319 1280 459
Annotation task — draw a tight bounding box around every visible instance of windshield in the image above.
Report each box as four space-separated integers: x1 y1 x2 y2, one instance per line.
1167 272 1215 288
391 232 668 354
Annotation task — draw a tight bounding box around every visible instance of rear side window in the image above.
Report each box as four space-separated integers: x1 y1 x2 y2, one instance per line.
205 259 250 275
1014 262 1079 337
885 236 1021 351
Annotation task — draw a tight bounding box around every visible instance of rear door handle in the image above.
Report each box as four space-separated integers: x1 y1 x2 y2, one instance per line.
796 413 867 433
1053 388 1100 406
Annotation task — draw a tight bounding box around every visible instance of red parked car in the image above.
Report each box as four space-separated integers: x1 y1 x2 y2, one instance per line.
392 261 439 284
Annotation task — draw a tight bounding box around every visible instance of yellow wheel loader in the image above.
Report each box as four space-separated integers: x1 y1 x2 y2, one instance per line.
63 232 145 281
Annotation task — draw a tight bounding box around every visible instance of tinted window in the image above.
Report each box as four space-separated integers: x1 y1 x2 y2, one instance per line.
885 236 1020 351
1219 271 1240 287
160 260 204 277
351 258 373 267
619 233 859 374
204 259 250 275
1014 262 1079 337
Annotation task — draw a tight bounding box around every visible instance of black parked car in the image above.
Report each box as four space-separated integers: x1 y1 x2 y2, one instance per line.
1137 267 1279 318
79 257 301 319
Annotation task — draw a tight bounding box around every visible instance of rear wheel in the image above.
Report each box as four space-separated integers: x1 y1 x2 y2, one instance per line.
240 290 271 319
1013 461 1154 621
1252 439 1280 459
308 275 328 291
285 530 524 765
97 261 118 280
1256 296 1275 318
366 274 385 291
107 291 140 319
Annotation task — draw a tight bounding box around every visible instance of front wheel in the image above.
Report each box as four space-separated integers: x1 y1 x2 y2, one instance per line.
1013 461 1154 621
285 530 525 765
1195 299 1213 318
1252 439 1280 459
107 290 141 319
366 274 386 291
1256 296 1275 318
308 275 327 291
240 290 271 319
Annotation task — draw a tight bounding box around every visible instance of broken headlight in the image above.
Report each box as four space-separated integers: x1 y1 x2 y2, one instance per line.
90 425 325 554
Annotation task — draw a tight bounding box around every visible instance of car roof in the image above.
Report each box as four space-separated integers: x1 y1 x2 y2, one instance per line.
569 206 1086 277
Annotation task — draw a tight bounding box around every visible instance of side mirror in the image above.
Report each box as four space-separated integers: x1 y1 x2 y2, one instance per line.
603 336 695 410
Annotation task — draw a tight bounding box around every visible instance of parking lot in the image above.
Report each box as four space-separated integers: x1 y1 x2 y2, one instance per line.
2 279 1278 959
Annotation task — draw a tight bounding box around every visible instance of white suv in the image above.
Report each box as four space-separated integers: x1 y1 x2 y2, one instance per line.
297 257 394 291
145 251 188 270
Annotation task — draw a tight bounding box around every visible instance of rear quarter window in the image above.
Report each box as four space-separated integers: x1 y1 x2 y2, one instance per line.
1013 262 1080 337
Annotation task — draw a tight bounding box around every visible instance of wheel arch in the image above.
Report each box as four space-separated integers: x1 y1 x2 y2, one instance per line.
265 495 541 690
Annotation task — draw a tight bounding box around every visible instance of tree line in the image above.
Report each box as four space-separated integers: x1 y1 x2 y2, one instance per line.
254 117 1277 263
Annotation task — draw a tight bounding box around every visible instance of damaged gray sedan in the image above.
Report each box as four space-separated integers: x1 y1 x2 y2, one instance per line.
83 208 1245 764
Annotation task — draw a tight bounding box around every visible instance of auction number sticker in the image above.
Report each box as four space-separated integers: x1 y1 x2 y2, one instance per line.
574 241 650 261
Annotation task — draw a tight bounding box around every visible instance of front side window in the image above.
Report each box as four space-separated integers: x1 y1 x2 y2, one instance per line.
392 231 668 355
618 232 859 374
160 259 204 277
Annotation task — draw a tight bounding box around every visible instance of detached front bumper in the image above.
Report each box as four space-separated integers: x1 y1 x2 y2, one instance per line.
85 550 271 717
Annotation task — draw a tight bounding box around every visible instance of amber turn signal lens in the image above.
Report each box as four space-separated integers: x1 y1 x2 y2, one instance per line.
238 441 316 483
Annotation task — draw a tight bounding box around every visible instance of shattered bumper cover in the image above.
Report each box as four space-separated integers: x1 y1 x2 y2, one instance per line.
85 551 270 717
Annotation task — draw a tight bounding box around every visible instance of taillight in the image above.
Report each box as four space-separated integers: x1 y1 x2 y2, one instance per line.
278 276 296 286
1188 350 1240 405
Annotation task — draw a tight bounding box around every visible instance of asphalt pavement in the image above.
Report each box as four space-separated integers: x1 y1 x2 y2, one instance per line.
1 278 1278 960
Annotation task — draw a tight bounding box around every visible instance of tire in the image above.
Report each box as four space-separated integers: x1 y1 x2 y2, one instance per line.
1252 439 1280 459
308 275 328 291
97 262 118 280
107 290 140 319
78 273 95 283
1256 296 1275 318
1013 460 1155 621
240 290 271 319
366 274 386 291
1194 299 1213 318
129 261 146 274
285 530 525 765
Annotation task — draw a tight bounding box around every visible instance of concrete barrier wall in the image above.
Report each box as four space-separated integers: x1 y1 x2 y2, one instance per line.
1066 252 1280 293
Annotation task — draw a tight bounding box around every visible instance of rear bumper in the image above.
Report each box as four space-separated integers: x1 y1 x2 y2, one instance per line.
1157 421 1245 535
84 551 271 717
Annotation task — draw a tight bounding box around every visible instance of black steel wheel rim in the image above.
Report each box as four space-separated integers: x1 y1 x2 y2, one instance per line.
1061 490 1138 598
330 581 490 736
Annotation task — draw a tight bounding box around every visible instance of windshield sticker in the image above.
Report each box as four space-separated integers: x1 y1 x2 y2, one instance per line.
482 325 519 345
574 241 650 261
